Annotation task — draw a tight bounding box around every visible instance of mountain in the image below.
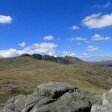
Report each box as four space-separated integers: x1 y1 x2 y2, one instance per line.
91 60 112 67
0 56 112 90
20 53 83 64
0 56 112 107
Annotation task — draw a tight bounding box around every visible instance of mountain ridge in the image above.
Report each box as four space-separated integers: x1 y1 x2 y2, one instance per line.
20 53 84 64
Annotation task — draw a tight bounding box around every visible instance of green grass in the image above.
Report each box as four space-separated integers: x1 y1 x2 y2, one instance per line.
1 56 111 107
0 57 112 90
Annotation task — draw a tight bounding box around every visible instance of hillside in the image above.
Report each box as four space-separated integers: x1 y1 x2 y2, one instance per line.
0 56 112 107
0 56 112 89
92 60 112 67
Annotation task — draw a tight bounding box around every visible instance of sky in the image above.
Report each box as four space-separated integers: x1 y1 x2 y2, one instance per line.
0 0 112 61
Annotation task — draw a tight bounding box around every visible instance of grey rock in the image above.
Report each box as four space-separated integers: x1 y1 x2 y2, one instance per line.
0 108 4 112
28 97 55 112
4 82 91 112
29 92 91 112
25 94 44 107
52 92 91 112
23 94 54 112
102 89 112 106
91 104 112 112
34 82 77 98
91 89 112 112
4 95 27 112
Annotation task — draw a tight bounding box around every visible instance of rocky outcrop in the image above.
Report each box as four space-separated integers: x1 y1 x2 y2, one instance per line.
64 56 83 64
20 54 83 64
31 54 42 60
4 95 28 112
5 82 112 112
91 89 112 112
34 82 76 98
0 108 4 112
1 81 19 94
4 82 91 112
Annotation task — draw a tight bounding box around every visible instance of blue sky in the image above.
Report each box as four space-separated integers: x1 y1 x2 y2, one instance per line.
0 0 112 61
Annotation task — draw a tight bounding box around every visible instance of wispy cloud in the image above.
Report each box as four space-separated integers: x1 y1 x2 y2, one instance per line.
91 34 111 41
93 1 111 9
71 37 90 44
71 37 86 41
43 35 54 40
72 25 79 30
18 42 26 47
0 15 13 24
87 46 98 51
82 13 112 29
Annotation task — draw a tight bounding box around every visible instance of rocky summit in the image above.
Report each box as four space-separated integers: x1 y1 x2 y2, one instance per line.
3 82 92 112
2 81 112 112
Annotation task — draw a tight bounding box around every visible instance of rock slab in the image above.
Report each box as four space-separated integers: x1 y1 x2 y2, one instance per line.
91 89 112 112
4 82 91 112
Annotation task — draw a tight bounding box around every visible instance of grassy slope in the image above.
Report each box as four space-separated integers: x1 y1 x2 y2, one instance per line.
0 57 112 90
1 57 112 106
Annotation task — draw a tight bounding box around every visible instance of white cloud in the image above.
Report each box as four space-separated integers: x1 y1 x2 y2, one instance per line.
93 1 111 9
43 35 54 40
72 25 79 30
0 15 13 24
82 53 88 56
91 34 111 41
79 53 91 59
82 13 112 29
71 37 86 41
0 43 57 58
87 46 98 51
18 42 26 47
71 37 89 44
0 49 23 58
62 51 76 57
75 37 86 41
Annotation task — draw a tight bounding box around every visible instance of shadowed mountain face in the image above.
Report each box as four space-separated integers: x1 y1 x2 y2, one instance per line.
20 53 83 64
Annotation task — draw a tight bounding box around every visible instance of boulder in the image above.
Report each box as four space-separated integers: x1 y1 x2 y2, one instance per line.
34 82 77 98
4 82 91 112
102 89 112 106
91 104 112 112
26 92 91 112
0 108 4 112
24 95 55 112
52 92 91 112
4 95 28 112
91 89 112 112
